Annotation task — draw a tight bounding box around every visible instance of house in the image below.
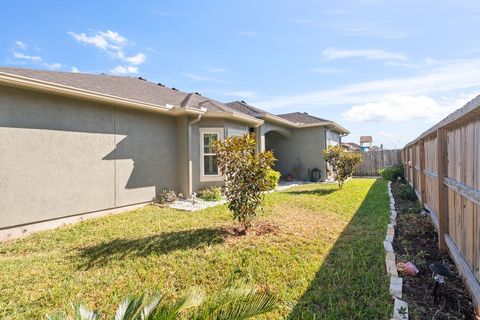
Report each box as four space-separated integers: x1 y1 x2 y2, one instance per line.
342 142 362 152
0 67 348 233
360 135 373 151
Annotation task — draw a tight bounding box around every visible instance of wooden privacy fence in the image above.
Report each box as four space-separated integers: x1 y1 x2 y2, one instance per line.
353 149 401 176
403 95 480 314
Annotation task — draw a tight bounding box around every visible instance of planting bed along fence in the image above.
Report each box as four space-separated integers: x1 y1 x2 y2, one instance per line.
402 95 480 316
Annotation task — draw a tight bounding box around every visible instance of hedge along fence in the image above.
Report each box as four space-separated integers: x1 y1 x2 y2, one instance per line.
353 149 402 176
402 95 480 315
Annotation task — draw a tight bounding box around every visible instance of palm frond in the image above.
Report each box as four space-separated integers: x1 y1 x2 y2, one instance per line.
115 294 145 320
141 294 162 320
192 287 277 320
72 302 99 320
151 288 204 320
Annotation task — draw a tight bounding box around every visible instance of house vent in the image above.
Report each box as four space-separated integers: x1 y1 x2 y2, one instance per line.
195 92 202 96
172 87 179 91
138 77 146 81
241 100 246 104
157 83 165 87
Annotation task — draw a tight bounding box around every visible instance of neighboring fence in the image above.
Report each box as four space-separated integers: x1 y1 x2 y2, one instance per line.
353 149 401 176
402 95 480 315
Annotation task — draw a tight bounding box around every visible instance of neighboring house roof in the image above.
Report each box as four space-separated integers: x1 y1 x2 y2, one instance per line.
342 142 361 151
0 67 263 126
360 136 373 143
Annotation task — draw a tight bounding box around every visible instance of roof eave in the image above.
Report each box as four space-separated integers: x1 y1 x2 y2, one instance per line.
0 71 175 114
297 121 350 134
203 111 264 126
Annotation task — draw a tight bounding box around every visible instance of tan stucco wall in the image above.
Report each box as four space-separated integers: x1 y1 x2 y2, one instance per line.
0 86 178 229
265 126 327 180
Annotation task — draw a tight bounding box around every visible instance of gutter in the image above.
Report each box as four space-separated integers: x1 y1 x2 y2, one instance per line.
186 114 203 196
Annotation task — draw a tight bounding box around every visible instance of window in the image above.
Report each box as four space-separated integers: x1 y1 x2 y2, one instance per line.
200 128 224 181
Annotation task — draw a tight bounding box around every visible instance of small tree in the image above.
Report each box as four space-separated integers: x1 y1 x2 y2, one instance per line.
323 145 362 189
213 133 275 232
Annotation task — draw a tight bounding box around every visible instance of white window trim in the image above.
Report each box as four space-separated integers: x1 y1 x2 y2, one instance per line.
200 128 224 182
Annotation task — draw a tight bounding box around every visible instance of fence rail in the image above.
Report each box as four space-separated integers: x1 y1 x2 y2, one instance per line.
353 149 401 176
402 95 480 315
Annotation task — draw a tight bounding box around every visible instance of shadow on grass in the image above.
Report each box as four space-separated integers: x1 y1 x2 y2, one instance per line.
284 188 337 196
287 179 391 320
77 227 226 269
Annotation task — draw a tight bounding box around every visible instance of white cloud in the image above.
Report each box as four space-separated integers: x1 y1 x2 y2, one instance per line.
13 51 42 62
309 67 347 75
254 57 480 110
14 41 28 50
342 95 454 122
11 41 63 70
323 47 408 61
226 91 256 98
45 62 62 70
120 53 146 65
68 30 146 73
344 26 408 39
71 66 80 73
68 30 126 50
111 65 138 75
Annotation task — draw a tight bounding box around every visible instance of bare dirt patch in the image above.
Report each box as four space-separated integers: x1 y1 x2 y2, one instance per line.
222 220 280 237
391 180 476 320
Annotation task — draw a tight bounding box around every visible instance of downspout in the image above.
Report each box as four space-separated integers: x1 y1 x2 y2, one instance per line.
187 114 202 196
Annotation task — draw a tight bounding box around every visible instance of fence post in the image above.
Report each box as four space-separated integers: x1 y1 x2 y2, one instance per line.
419 139 426 206
412 144 417 188
436 128 448 252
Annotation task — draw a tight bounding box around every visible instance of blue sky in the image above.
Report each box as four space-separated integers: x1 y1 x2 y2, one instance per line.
2 0 480 148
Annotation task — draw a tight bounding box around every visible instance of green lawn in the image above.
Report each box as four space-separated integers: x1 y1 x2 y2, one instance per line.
0 179 391 319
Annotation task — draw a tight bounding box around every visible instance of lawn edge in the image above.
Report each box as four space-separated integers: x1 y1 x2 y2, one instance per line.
385 180 409 320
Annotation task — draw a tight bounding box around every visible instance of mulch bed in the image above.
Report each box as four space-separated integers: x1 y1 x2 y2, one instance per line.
391 180 476 320
222 220 280 237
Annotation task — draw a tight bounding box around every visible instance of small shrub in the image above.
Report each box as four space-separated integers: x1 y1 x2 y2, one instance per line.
378 165 404 182
213 133 275 231
323 145 362 188
153 188 177 204
405 205 422 214
264 169 281 191
398 184 417 201
199 186 222 201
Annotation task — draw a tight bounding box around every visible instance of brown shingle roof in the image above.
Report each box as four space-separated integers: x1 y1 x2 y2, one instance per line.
225 101 268 117
277 112 328 124
0 66 203 110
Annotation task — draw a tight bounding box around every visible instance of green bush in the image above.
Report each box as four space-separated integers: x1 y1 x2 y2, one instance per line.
378 165 404 182
323 145 362 189
198 186 222 201
213 133 275 231
264 169 281 191
398 184 417 201
405 205 422 214
153 188 177 204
